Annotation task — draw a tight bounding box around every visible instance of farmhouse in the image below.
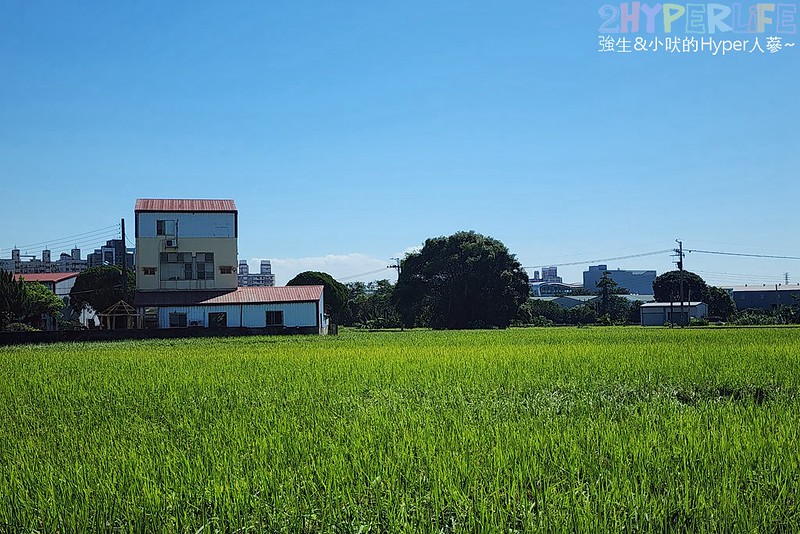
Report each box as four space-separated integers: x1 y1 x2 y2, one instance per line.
640 302 708 326
133 286 326 333
133 198 326 334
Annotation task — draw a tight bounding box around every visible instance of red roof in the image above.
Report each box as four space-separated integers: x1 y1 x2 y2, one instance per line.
14 273 79 283
135 199 237 212
134 286 323 307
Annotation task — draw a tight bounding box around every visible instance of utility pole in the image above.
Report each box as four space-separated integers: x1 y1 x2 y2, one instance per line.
387 258 402 331
388 258 401 279
675 239 685 327
121 218 128 303
786 272 790 285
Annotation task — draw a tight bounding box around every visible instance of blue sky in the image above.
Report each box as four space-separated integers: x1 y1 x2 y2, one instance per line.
1 1 798 286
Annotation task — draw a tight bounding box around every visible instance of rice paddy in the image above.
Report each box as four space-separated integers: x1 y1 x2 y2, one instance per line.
1 327 798 532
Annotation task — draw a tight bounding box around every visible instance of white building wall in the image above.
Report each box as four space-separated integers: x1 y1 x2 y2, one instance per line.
241 302 318 327
157 302 319 328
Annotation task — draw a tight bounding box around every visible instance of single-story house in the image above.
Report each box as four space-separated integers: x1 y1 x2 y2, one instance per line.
640 301 708 326
133 285 327 334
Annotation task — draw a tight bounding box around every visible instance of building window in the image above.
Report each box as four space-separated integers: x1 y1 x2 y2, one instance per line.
266 310 284 326
142 267 156 275
219 265 234 274
156 220 177 236
208 312 227 328
169 312 187 328
160 252 214 281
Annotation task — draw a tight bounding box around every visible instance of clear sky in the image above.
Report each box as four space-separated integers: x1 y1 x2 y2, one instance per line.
1 1 798 287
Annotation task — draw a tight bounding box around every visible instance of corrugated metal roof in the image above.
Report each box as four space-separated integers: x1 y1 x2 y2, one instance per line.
134 286 323 307
731 285 800 293
135 199 237 212
640 302 705 308
14 273 79 283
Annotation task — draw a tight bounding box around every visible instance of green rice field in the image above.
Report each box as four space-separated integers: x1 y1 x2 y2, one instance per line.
1 328 799 532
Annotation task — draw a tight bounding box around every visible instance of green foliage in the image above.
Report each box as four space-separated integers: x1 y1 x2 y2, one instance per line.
0 329 798 530
729 306 800 326
0 269 29 329
1 273 63 329
393 231 529 329
286 271 347 322
70 266 135 314
25 282 64 319
4 322 39 332
652 271 735 320
340 280 401 328
652 270 709 303
705 286 737 320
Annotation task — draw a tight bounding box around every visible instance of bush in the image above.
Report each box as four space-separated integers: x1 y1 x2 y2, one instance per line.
530 315 554 327
729 310 778 326
4 322 40 332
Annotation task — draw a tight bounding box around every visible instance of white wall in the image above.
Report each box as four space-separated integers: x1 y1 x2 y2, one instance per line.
157 302 320 329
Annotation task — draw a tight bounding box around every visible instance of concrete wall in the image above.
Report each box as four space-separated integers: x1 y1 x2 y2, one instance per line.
136 237 238 291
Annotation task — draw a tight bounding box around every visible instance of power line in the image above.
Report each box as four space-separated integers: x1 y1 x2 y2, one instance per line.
523 249 672 270
338 267 392 282
1 224 121 254
687 249 800 261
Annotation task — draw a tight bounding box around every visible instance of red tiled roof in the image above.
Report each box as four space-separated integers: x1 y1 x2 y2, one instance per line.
134 286 323 307
135 199 237 212
14 273 79 283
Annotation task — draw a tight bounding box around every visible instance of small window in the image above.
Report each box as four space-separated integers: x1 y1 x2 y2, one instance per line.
219 265 234 274
169 312 187 328
142 267 156 276
157 220 177 236
266 310 284 326
208 312 227 328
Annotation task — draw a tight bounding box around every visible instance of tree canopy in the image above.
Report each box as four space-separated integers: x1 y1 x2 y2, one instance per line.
340 280 401 329
652 270 736 319
652 270 709 303
70 265 135 315
0 271 64 330
1 270 29 329
24 282 64 320
286 271 348 322
393 231 529 329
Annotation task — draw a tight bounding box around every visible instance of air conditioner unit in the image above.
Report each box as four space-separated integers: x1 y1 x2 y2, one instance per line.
165 239 177 248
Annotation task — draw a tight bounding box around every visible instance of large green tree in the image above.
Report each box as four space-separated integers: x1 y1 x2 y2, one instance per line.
341 280 401 328
286 271 348 322
393 231 529 329
70 265 135 315
705 285 737 320
652 270 737 319
1 269 30 329
23 282 64 324
652 270 709 303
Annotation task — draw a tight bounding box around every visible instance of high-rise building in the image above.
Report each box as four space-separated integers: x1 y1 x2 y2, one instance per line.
238 259 276 287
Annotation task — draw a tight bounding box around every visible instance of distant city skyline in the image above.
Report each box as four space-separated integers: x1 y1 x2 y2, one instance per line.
1 2 797 287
